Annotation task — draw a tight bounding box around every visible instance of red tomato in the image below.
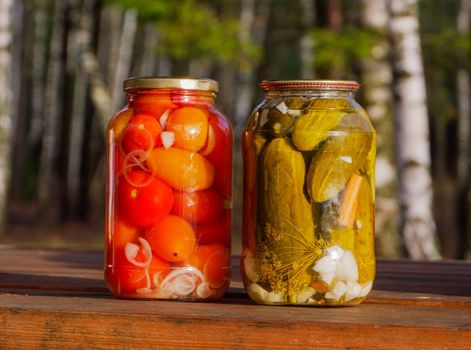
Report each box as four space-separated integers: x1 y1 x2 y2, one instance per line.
146 215 196 262
199 113 233 198
133 93 177 119
194 210 231 246
107 246 170 294
171 189 224 224
121 114 162 153
117 170 174 227
176 244 230 288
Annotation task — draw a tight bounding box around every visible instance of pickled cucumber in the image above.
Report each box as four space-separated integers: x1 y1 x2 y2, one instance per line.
292 98 350 151
307 132 373 202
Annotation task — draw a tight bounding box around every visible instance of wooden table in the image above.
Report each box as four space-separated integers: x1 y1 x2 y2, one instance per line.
0 247 470 349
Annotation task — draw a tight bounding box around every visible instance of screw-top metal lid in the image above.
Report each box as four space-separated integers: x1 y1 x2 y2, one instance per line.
124 77 219 93
259 80 360 91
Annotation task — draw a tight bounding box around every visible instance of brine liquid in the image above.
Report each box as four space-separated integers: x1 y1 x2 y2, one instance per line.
105 91 232 299
242 126 376 306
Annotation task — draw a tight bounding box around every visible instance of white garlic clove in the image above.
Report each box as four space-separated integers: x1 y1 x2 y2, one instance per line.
243 256 259 283
248 283 269 303
266 291 284 303
161 131 175 150
344 281 362 301
196 282 213 298
320 272 335 286
313 255 336 274
125 242 139 261
359 281 373 297
296 287 315 303
326 244 344 261
331 281 347 299
325 291 339 300
275 102 288 114
287 109 301 117
337 250 359 282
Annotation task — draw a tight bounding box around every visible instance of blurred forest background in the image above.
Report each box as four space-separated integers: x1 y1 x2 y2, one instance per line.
0 0 470 260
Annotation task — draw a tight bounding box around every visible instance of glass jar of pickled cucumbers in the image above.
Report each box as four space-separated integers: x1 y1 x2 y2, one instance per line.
241 80 375 306
105 77 233 299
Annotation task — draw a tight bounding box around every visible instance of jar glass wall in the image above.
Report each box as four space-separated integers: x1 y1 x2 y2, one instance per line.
241 80 376 306
105 77 233 299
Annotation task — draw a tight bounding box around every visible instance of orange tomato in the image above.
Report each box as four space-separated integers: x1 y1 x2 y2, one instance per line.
171 189 224 224
107 108 133 142
121 114 162 153
194 210 231 246
133 92 177 119
199 114 232 198
177 244 230 288
146 215 196 262
147 147 215 191
113 218 139 248
166 107 208 151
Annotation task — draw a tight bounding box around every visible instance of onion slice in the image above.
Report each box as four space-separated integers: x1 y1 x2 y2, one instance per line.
159 109 170 129
200 124 216 156
158 267 205 298
124 238 152 268
122 149 157 187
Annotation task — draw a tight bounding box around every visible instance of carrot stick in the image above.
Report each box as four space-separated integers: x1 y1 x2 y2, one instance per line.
338 174 363 228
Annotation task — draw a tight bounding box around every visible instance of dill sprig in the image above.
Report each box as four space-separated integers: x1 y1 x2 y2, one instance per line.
256 221 327 297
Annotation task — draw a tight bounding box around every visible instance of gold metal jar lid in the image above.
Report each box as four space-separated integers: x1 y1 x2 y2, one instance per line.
124 77 219 93
259 80 360 91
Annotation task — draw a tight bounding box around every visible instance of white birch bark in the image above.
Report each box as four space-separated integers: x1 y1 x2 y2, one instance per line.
457 0 470 194
38 0 64 213
299 0 315 79
111 9 137 112
102 9 122 86
360 0 400 257
388 0 440 259
0 0 12 232
234 0 271 135
67 0 94 215
29 0 47 145
139 24 157 76
456 0 471 258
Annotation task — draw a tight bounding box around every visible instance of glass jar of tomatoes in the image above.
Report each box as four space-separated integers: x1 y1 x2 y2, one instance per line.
241 80 376 306
105 77 232 299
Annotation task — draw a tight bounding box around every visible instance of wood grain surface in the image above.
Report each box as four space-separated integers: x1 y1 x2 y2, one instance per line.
0 246 470 349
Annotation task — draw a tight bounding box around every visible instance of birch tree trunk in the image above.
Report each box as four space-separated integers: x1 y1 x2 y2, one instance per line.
9 0 24 201
360 0 400 257
111 9 137 112
138 24 157 76
0 0 13 233
29 0 47 146
234 0 271 136
38 0 65 218
299 0 315 79
456 0 471 258
388 0 440 259
67 0 93 218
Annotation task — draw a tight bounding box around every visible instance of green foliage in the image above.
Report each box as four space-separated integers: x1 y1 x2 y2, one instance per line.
107 0 260 69
310 27 378 77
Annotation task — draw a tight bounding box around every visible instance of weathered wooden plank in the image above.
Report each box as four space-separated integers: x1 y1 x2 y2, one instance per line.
0 293 470 350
